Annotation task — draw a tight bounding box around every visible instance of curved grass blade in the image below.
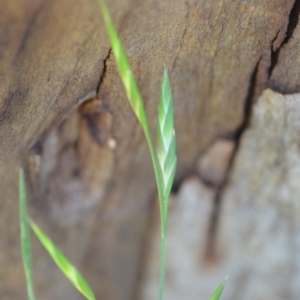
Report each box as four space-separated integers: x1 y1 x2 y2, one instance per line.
98 0 163 201
98 0 147 129
29 220 95 300
209 277 228 300
19 169 36 300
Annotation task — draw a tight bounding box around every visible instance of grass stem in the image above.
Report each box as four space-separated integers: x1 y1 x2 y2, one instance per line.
19 169 36 300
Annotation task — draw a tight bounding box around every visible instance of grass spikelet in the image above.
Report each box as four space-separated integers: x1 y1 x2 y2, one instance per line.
19 169 36 300
157 68 177 208
156 68 176 300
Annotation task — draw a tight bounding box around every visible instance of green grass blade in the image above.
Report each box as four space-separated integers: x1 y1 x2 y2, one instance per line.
208 278 227 300
29 220 95 300
19 169 36 300
98 0 147 129
98 0 164 200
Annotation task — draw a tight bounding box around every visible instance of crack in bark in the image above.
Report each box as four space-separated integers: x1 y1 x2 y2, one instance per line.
205 58 262 261
97 48 112 95
205 0 300 260
268 0 300 78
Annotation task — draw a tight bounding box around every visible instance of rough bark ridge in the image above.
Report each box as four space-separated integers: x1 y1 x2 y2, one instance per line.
1 0 300 299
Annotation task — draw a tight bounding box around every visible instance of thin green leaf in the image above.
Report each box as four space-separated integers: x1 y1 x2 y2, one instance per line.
98 0 164 205
98 0 147 129
19 169 36 300
29 220 95 300
209 277 228 300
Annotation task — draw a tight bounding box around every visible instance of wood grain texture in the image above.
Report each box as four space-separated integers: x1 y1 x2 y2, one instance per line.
1 0 300 299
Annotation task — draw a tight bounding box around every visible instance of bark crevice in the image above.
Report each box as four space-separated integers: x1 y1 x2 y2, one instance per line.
205 0 300 254
268 0 300 78
205 57 262 260
97 48 112 95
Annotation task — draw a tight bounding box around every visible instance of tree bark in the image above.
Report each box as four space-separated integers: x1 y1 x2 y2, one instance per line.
1 0 300 299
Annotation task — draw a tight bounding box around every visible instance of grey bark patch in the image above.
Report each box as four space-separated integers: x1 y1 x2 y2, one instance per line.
217 89 300 300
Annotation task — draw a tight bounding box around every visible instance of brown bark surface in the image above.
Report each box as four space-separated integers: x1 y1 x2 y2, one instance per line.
1 0 300 299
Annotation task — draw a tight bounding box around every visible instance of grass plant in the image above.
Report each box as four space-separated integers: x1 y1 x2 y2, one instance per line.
19 169 35 300
99 1 175 299
19 1 226 299
99 1 226 299
19 170 95 300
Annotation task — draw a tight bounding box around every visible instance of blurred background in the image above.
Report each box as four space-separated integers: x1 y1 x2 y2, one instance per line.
1 0 300 299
